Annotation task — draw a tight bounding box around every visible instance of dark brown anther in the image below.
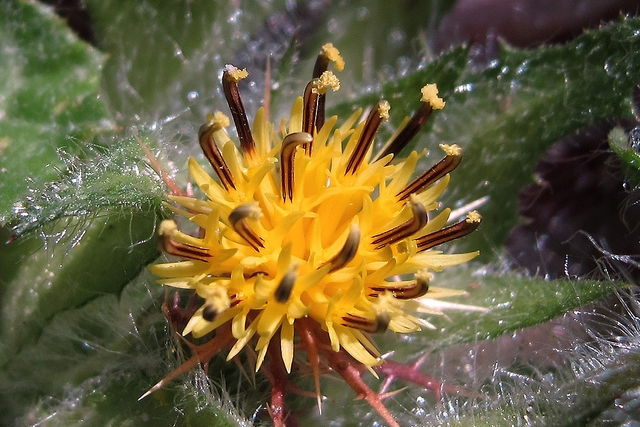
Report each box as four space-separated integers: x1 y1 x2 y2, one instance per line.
313 43 344 130
301 72 340 155
161 236 211 262
374 84 445 162
222 65 256 156
229 204 265 251
371 273 430 300
342 312 389 333
198 116 236 190
371 197 427 249
280 132 313 201
345 101 390 175
302 80 320 153
416 211 481 252
274 268 297 303
396 144 462 201
202 305 217 321
321 225 360 272
375 102 433 162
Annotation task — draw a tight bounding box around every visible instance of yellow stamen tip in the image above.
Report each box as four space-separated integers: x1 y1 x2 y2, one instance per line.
416 270 434 283
225 64 249 82
314 71 340 94
208 111 230 128
321 42 345 71
466 210 482 223
421 83 445 110
158 219 177 236
439 143 462 156
377 100 390 120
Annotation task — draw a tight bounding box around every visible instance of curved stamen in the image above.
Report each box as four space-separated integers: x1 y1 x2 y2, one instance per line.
371 196 427 249
321 225 360 272
342 312 389 333
159 220 210 262
313 43 345 129
374 84 445 162
302 80 320 139
229 204 265 251
222 65 256 156
345 101 390 175
416 211 481 252
280 132 313 201
274 267 297 303
302 71 340 155
396 144 462 201
370 271 431 300
198 113 236 190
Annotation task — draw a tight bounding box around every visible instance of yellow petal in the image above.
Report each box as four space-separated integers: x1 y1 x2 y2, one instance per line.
280 320 295 373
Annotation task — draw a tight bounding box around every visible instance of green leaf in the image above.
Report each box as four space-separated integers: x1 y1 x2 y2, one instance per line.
333 17 640 257
8 134 166 237
0 133 166 364
87 0 285 123
609 125 640 186
0 0 111 221
0 272 246 426
421 274 620 351
0 212 159 366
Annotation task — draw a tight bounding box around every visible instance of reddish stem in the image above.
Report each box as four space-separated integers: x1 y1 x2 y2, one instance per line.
266 342 295 427
377 359 471 400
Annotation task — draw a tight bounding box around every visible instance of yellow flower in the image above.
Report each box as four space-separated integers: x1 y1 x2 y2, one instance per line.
149 44 481 377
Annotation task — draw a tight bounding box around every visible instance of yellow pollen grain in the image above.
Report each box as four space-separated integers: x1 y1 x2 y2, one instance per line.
225 64 249 82
158 219 178 236
314 71 340 94
421 84 445 110
321 42 345 71
377 100 390 120
439 143 462 156
416 269 434 283
213 111 230 128
466 210 482 223
204 285 231 313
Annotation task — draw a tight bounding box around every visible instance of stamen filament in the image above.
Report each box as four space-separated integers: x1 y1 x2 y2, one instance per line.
397 144 462 201
322 225 360 272
159 220 211 262
229 204 265 251
198 115 236 190
222 65 256 156
161 237 211 262
370 272 430 299
345 101 390 175
280 132 313 201
416 211 481 252
313 43 345 129
371 196 427 248
342 313 389 333
302 80 320 147
302 72 340 155
374 84 445 162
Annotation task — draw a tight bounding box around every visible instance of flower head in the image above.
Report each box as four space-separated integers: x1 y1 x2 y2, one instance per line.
148 43 481 420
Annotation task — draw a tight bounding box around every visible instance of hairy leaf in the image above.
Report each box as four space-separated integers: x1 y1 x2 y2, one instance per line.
0 0 111 221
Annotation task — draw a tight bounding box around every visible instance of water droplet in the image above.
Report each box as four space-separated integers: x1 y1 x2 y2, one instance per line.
187 91 199 102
